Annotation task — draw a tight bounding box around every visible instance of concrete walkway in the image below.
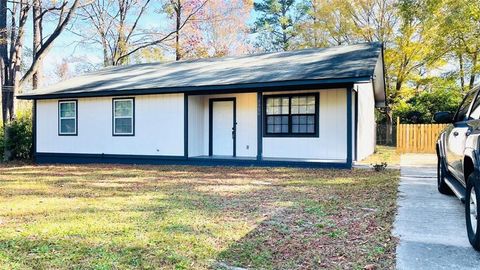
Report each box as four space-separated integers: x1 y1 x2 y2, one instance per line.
394 154 480 269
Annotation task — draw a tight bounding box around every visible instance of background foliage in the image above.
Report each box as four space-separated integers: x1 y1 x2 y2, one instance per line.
0 110 32 161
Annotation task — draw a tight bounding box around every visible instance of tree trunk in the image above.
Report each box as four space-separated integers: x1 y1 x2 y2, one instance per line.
175 0 181 61
32 0 42 89
385 107 393 145
1 0 9 125
281 0 288 51
469 49 478 91
386 78 404 145
101 33 110 67
458 51 465 93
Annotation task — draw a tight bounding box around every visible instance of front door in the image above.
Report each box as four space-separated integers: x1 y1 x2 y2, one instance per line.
210 99 236 156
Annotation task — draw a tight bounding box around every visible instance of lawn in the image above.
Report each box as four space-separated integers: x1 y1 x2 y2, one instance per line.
0 164 399 269
359 146 400 166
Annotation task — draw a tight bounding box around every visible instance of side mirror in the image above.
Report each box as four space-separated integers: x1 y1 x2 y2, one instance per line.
433 111 454 124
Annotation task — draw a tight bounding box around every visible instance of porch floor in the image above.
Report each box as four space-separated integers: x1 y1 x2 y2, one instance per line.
190 155 346 163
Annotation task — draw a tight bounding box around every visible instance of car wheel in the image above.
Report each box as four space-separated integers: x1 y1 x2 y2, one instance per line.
466 173 480 251
437 156 453 195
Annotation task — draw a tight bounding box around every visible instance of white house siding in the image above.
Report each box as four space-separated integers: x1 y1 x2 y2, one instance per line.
355 83 376 161
188 95 205 157
263 89 347 160
186 93 258 157
36 94 185 156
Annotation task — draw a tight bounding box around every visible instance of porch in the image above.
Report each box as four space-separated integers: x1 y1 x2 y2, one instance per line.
185 89 353 167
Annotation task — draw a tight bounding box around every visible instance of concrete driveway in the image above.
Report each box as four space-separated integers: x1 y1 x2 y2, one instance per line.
394 154 480 269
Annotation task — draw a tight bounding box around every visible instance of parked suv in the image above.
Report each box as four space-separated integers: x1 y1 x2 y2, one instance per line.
435 86 480 250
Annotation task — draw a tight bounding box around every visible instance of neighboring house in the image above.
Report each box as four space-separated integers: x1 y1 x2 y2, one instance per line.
18 42 386 168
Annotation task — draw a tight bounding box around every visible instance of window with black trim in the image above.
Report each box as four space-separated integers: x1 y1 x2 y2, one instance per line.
113 98 134 136
58 100 77 135
264 94 318 137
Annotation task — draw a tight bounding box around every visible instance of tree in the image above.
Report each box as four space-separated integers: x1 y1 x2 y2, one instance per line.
199 0 253 57
1 0 81 160
394 78 462 123
252 0 308 51
77 0 152 66
162 0 208 60
298 0 397 47
439 0 480 92
384 0 447 118
298 0 356 47
77 0 208 65
176 0 253 59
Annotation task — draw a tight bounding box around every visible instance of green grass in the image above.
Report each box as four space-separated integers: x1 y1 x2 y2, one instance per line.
359 146 400 166
0 164 399 269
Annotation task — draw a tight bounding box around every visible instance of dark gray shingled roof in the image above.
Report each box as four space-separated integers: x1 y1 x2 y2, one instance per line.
18 42 386 107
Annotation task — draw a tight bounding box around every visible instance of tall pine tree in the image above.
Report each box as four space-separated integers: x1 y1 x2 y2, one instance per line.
252 0 307 51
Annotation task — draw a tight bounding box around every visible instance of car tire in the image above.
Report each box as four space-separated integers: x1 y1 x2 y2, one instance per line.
466 173 480 251
437 156 453 195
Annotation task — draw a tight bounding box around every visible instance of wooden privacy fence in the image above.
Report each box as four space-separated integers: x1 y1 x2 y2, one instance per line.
396 118 448 153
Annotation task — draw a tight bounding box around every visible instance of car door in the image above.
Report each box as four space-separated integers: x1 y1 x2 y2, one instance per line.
446 89 478 182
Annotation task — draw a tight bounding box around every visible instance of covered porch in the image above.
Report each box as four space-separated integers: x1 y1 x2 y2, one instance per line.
185 88 354 168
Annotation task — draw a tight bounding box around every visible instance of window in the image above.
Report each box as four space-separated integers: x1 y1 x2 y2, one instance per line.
113 98 134 136
455 90 477 122
264 93 318 137
58 100 77 135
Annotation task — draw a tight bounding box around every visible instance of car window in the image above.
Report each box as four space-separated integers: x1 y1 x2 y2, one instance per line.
469 91 480 119
455 90 477 122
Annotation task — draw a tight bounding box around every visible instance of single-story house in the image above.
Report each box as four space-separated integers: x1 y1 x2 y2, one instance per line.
18 42 386 168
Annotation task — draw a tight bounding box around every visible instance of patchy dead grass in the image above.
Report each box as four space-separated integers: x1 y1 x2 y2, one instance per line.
0 164 399 269
359 146 400 166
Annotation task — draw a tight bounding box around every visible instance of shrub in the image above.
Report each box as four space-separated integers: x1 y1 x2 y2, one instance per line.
372 162 388 172
0 110 33 161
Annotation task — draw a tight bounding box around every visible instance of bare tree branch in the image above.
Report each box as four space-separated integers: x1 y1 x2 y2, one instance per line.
114 0 208 64
20 0 83 87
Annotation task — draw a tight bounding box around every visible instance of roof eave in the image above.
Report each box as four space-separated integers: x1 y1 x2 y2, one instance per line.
17 77 371 100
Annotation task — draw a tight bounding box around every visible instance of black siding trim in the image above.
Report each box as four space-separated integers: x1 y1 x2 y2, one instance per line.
18 79 369 100
208 98 236 157
32 100 37 160
184 94 188 157
35 152 350 169
58 99 78 136
112 97 135 136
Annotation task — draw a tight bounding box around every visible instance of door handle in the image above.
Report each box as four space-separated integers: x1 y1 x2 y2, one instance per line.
453 131 459 136
232 122 237 139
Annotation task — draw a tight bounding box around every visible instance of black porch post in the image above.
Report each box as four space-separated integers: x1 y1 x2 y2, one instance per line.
32 99 37 161
257 91 263 160
184 93 188 158
346 86 353 168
